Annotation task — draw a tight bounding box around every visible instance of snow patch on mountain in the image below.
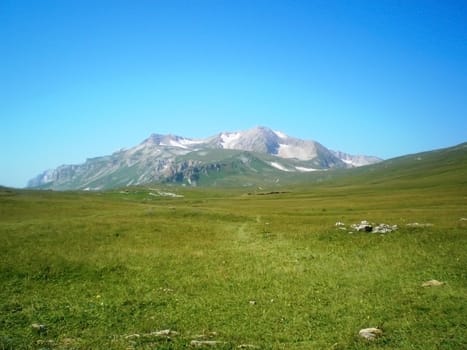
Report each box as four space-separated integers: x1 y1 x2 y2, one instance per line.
220 132 241 149
277 143 315 160
161 139 189 149
179 138 205 146
274 130 288 139
269 162 291 172
295 166 319 172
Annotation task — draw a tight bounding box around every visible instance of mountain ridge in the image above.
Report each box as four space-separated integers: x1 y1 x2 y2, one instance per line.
27 126 382 190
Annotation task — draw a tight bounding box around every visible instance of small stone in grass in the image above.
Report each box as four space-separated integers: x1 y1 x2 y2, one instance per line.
193 331 218 339
359 327 383 340
190 340 225 347
31 323 47 334
151 329 179 337
36 339 54 346
125 334 140 339
422 279 445 287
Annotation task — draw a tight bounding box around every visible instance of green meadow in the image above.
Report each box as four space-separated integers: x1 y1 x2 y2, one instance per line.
1 145 466 349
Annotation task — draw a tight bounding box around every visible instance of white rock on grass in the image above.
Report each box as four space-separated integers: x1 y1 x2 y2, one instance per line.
125 334 141 340
359 327 383 340
422 279 445 287
36 340 54 346
150 329 179 337
31 323 47 333
406 222 433 228
334 221 347 230
125 329 179 340
373 224 398 233
351 220 373 232
190 340 226 347
348 221 398 233
193 331 218 339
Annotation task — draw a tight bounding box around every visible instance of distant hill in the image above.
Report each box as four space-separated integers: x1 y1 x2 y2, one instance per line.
313 142 467 191
27 126 381 190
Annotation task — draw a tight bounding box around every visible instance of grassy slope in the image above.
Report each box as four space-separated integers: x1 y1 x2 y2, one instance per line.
173 142 467 189
0 145 466 349
174 149 318 187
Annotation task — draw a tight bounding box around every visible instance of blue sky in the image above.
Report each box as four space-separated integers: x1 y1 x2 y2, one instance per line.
1 0 466 188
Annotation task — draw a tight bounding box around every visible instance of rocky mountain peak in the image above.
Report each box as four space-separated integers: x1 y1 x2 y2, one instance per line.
225 126 280 154
143 133 180 145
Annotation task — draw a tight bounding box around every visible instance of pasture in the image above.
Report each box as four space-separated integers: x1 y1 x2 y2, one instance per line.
1 179 466 349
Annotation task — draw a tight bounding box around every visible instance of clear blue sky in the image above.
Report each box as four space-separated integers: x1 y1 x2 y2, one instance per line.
1 0 466 188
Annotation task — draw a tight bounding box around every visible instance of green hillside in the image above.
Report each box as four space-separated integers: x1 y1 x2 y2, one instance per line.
1 144 466 349
162 142 467 190
321 142 467 189
172 149 317 187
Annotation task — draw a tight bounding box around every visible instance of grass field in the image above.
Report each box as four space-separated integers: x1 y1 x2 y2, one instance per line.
1 147 466 349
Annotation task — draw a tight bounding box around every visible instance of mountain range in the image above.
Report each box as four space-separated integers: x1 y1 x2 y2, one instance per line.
27 126 382 190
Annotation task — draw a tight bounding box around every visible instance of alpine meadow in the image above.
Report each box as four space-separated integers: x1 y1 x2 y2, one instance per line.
1 143 466 349
3 0 467 348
